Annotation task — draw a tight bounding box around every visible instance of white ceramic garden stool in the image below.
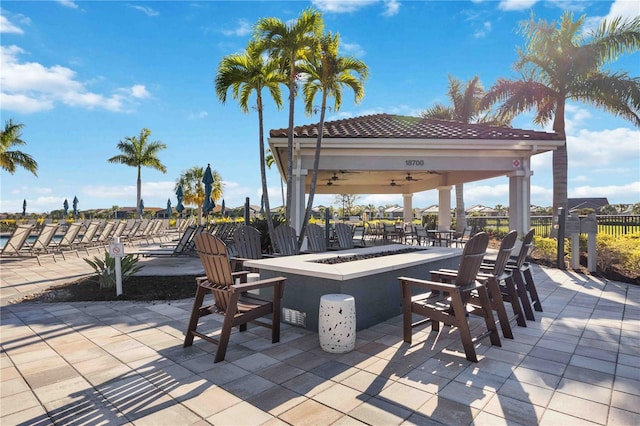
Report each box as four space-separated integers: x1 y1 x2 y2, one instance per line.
318 294 356 353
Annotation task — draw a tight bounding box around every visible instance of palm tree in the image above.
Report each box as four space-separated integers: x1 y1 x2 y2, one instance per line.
215 41 284 236
0 119 38 176
176 166 223 225
108 128 167 218
255 8 324 225
421 75 511 234
297 31 368 245
483 12 640 224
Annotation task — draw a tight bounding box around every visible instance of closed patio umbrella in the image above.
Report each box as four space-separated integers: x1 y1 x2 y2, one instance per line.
221 199 226 217
22 199 26 217
63 199 69 216
202 164 215 215
72 196 79 217
139 199 145 217
175 185 184 214
166 198 172 217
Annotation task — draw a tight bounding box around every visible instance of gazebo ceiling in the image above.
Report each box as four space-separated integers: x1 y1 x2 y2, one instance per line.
268 114 564 195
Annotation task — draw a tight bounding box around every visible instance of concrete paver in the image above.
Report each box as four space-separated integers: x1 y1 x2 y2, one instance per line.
1 251 638 425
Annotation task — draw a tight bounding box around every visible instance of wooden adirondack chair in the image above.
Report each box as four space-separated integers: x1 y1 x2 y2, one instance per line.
430 230 523 339
482 228 541 321
335 223 355 249
270 225 299 256
183 233 286 363
305 223 327 253
231 225 263 271
399 232 500 362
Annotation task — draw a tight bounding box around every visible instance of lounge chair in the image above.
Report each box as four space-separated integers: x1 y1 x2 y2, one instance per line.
142 225 202 256
49 222 83 259
0 224 34 258
399 232 500 362
183 233 286 363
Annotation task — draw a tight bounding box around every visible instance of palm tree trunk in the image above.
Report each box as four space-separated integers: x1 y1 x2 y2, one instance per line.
298 94 327 246
285 73 296 226
137 167 142 219
455 184 466 233
551 100 568 237
257 94 275 236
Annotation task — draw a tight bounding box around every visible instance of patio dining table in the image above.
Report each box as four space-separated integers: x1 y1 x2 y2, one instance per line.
428 229 455 247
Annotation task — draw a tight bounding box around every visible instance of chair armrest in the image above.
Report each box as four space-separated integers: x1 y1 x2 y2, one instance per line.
398 276 460 293
232 276 286 292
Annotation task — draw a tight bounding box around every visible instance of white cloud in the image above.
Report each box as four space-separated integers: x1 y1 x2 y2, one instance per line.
383 0 401 17
130 5 159 17
498 0 538 11
570 181 640 200
584 0 639 32
568 127 640 168
0 45 150 113
221 19 252 37
188 111 209 120
341 41 366 58
473 21 492 38
56 0 79 9
0 15 24 34
312 0 397 16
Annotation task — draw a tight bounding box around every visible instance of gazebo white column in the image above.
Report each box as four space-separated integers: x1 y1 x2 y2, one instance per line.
402 193 413 223
437 186 452 230
508 164 532 237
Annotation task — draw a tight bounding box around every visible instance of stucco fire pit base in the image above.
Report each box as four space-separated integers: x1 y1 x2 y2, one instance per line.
245 245 461 332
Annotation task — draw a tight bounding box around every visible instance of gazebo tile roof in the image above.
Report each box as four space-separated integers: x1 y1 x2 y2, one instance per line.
270 113 560 140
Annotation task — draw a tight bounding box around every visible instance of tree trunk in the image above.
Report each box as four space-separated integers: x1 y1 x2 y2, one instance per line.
137 167 142 219
298 94 327 247
455 183 466 233
551 99 568 237
257 94 275 236
284 73 296 226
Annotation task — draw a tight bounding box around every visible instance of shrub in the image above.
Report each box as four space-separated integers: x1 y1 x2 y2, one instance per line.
532 236 557 264
84 252 144 290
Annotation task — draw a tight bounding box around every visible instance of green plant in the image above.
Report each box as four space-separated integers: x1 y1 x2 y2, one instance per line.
532 236 557 264
84 252 144 290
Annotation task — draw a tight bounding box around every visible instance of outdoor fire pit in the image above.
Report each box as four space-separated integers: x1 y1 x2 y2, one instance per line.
245 244 462 332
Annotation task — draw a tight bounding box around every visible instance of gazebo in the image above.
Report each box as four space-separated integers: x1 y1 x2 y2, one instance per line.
268 113 564 236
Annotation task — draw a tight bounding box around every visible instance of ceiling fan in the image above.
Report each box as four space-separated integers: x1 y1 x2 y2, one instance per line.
405 173 422 182
390 180 402 187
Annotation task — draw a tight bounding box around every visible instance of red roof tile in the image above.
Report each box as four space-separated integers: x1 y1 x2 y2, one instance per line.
269 113 560 140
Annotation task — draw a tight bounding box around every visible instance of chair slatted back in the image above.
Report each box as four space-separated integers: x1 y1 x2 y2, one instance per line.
233 225 263 259
335 223 354 249
194 233 234 311
271 225 299 256
112 221 127 239
79 222 100 244
513 229 535 269
58 222 83 247
1 224 33 255
306 224 327 252
96 221 116 243
491 230 518 276
455 232 489 287
31 224 59 252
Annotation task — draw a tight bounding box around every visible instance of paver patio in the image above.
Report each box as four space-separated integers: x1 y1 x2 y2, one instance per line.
1 252 638 425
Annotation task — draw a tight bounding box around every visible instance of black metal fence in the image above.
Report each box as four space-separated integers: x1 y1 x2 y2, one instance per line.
467 215 640 238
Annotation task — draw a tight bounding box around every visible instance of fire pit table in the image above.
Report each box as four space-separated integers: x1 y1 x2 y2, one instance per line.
244 244 462 332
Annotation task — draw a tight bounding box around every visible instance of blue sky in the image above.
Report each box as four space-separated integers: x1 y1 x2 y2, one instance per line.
1 0 638 214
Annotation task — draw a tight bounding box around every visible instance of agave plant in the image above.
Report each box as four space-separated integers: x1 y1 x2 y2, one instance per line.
84 252 144 290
